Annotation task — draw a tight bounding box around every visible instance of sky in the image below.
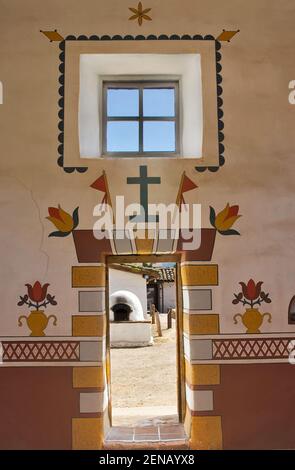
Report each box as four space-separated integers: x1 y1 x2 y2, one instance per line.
106 88 176 153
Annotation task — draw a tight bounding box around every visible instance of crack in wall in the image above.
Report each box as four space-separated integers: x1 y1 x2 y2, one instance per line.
7 175 50 280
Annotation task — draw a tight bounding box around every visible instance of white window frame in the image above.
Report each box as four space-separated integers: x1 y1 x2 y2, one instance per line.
63 43 221 167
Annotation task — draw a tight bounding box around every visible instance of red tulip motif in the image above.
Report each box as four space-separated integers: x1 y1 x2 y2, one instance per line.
210 203 241 235
239 279 263 301
17 281 57 310
46 205 79 237
25 281 49 303
232 279 271 308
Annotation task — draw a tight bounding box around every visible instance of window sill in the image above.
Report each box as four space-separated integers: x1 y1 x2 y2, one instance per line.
81 154 204 161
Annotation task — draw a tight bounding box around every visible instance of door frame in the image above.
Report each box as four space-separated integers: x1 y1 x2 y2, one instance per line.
105 253 185 426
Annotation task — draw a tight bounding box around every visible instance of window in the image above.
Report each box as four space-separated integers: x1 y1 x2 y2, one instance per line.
102 80 179 157
288 296 295 324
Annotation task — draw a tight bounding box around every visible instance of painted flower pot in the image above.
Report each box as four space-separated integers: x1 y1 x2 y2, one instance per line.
18 310 57 337
233 308 272 334
72 230 113 263
177 228 217 261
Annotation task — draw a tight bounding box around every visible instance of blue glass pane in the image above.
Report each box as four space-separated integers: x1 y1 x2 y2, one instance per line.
107 89 139 117
143 121 175 152
107 121 139 152
143 88 175 117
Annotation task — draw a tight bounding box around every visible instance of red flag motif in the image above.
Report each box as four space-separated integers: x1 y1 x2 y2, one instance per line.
178 173 198 210
90 174 107 192
181 174 198 193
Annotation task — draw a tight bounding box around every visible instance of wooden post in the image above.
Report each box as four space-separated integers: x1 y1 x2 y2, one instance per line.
151 304 155 324
167 308 172 329
152 304 162 337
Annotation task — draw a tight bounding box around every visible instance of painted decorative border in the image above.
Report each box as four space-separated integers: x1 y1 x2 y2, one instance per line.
2 340 79 361
57 34 224 173
0 337 104 364
57 41 88 174
213 337 293 360
2 335 293 363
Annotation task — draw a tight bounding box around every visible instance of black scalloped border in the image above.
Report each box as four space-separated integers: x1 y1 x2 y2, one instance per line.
57 34 224 173
195 40 225 173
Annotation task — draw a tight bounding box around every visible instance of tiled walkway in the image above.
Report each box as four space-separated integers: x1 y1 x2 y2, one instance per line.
105 423 187 446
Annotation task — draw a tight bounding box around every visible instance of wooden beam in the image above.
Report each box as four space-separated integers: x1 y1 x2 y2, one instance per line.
107 254 180 264
109 263 160 279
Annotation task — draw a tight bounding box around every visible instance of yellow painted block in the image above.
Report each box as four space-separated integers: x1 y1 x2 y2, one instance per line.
103 407 111 435
184 406 191 438
135 238 154 254
72 315 106 337
190 416 223 450
72 266 105 288
72 417 104 450
185 359 220 386
183 313 219 335
181 265 218 286
73 366 105 389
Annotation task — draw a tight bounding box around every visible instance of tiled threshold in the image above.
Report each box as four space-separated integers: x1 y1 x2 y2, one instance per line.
104 424 188 450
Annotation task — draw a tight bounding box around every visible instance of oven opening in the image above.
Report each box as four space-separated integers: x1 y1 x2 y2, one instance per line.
111 302 132 322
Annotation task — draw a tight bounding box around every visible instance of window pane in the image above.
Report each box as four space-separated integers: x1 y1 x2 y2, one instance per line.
107 89 139 117
107 121 139 152
143 88 175 117
143 121 175 152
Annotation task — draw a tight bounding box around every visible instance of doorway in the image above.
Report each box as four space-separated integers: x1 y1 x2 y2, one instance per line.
105 255 186 445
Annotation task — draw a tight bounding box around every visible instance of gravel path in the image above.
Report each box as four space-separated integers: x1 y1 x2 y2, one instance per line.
110 316 178 425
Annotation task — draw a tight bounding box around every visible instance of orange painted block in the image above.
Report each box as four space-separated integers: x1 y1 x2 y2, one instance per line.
135 238 154 254
73 366 105 389
184 406 192 438
183 313 219 335
190 416 222 450
72 417 103 450
181 265 218 286
185 360 220 386
72 315 106 337
72 266 105 288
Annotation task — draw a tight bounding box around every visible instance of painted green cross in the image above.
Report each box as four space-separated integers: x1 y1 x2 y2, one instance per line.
127 165 161 222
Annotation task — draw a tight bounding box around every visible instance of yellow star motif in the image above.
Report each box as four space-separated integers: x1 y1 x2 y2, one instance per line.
129 2 152 26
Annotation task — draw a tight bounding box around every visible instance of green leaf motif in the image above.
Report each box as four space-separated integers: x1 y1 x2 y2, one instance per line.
49 230 72 238
218 229 241 236
72 206 79 229
209 206 216 228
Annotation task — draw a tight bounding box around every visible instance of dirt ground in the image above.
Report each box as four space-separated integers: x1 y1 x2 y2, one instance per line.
110 315 178 426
